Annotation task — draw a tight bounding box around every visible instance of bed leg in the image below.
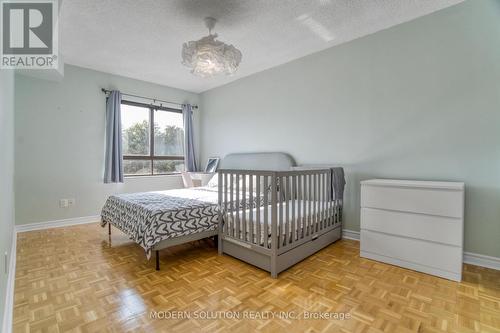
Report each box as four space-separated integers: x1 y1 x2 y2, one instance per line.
155 251 160 271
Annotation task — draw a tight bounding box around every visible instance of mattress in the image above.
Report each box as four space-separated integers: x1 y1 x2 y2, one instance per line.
224 200 340 247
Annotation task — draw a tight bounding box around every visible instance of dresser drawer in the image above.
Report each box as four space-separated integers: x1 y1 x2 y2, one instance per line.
361 230 462 280
361 207 463 246
361 183 463 218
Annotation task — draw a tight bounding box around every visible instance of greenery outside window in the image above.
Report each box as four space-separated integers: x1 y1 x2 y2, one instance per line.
121 100 185 176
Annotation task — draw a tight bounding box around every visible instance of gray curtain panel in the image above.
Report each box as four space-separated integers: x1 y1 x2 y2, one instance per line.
182 104 197 172
104 90 124 183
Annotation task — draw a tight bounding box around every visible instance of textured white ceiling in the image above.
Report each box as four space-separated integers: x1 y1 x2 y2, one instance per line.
60 0 464 93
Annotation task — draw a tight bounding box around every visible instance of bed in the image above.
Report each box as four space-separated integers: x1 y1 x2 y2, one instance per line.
217 153 345 278
101 177 264 270
101 186 220 270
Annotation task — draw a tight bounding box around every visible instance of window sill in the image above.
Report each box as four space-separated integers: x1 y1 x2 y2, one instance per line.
124 174 182 180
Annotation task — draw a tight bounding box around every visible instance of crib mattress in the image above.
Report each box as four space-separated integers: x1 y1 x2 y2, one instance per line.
224 200 339 247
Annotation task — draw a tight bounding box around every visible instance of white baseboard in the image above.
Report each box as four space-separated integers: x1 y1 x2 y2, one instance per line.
463 251 500 271
15 215 100 233
342 229 360 241
2 229 16 333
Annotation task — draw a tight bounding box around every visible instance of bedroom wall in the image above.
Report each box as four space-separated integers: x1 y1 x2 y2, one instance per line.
0 69 15 329
15 65 200 225
200 0 500 257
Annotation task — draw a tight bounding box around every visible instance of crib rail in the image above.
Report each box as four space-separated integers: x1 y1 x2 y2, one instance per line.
218 168 343 253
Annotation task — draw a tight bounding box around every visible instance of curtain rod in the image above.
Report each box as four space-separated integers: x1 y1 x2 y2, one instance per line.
101 88 198 109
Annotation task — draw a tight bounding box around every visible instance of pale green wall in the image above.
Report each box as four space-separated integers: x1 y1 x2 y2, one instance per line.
200 0 500 257
0 69 15 329
15 65 199 225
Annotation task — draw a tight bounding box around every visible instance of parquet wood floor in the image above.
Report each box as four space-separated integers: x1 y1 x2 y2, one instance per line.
12 223 500 333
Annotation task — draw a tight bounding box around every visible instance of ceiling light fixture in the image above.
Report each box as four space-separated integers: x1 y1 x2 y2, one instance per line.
181 17 242 77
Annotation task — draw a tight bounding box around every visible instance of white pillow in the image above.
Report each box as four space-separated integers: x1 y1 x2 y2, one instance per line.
206 173 218 188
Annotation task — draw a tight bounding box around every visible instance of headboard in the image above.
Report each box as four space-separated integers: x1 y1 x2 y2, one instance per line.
219 152 296 171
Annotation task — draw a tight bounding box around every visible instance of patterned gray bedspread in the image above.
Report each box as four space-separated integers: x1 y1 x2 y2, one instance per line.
101 187 219 259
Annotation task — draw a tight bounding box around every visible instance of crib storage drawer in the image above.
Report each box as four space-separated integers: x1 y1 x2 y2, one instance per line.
360 179 464 281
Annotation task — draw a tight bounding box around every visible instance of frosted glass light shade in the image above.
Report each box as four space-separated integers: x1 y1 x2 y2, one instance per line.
182 34 242 77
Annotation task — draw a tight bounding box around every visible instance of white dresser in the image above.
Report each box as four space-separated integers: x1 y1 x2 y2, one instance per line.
360 179 464 281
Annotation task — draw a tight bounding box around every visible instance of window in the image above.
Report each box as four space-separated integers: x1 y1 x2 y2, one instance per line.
121 101 184 176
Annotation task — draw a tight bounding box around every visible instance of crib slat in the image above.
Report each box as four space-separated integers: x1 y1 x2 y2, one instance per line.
224 173 228 235
318 173 321 231
316 173 320 232
327 171 332 227
256 175 261 246
230 174 234 237
271 174 278 252
278 176 284 248
340 199 343 224
314 174 321 232
325 172 329 228
264 176 269 248
298 175 303 239
336 199 340 225
308 174 312 236
334 198 337 225
303 175 306 236
242 175 247 241
284 176 290 246
338 199 341 225
322 172 326 230
320 172 324 230
317 173 321 231
333 172 336 226
291 175 296 243
318 173 322 231
331 196 335 225
321 172 323 229
330 173 334 227
249 175 254 244
218 172 223 241
325 172 330 227
315 173 319 233
235 174 240 240
311 174 315 235
322 173 325 228
311 174 315 233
